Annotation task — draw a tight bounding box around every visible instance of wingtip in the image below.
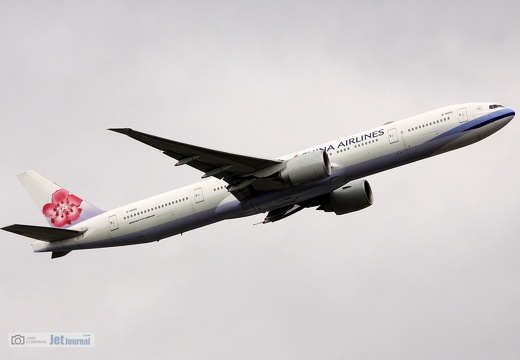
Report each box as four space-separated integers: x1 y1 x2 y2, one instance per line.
108 128 133 134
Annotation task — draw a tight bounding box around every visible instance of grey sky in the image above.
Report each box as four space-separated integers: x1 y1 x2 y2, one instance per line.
1 1 519 359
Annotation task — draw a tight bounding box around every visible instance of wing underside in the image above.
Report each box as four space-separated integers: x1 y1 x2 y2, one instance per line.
109 128 287 201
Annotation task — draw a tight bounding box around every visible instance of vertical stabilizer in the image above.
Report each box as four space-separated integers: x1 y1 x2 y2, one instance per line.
17 171 104 228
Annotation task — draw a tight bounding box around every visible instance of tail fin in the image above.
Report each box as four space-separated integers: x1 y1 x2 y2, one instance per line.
17 170 104 228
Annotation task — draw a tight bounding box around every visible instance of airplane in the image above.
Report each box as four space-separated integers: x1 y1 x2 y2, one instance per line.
2 102 515 258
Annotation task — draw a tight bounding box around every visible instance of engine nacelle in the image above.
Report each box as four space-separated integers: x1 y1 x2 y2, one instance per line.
279 151 331 186
319 179 374 215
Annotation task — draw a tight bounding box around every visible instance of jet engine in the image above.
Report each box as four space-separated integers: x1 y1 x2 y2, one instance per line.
279 151 331 186
318 179 373 215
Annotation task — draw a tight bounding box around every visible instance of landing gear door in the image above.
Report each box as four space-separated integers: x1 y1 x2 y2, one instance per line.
458 108 468 123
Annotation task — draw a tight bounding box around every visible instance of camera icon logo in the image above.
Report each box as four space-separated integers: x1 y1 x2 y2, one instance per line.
11 334 25 345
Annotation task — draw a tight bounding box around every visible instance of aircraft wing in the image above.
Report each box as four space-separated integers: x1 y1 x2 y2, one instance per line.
109 128 286 201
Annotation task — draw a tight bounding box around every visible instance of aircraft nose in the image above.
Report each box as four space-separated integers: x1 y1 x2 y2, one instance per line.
495 107 515 130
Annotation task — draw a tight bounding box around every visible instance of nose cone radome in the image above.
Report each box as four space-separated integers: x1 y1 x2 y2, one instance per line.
479 107 515 140
502 107 515 125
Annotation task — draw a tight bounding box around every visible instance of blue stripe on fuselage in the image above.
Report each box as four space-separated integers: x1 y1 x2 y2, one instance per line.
429 108 515 142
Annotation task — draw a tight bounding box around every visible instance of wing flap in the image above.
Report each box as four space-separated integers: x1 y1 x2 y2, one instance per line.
2 224 86 242
261 204 306 224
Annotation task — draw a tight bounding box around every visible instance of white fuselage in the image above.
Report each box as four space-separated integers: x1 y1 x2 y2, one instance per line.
32 103 515 253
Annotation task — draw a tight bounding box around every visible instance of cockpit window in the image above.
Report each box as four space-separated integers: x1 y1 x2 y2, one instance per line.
489 104 505 109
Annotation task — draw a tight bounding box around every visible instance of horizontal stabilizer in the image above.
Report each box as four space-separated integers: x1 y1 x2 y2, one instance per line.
2 224 86 242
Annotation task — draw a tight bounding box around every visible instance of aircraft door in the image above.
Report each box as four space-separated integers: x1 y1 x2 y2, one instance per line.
458 108 468 123
108 215 119 231
194 187 204 203
388 128 399 144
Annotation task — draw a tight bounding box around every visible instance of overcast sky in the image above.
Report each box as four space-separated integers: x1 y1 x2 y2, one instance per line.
1 1 520 359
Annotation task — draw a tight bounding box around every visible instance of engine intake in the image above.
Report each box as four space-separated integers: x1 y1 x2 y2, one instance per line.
318 179 374 215
279 151 331 186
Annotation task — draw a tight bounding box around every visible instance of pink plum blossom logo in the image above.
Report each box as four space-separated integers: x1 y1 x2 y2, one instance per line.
42 189 83 227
